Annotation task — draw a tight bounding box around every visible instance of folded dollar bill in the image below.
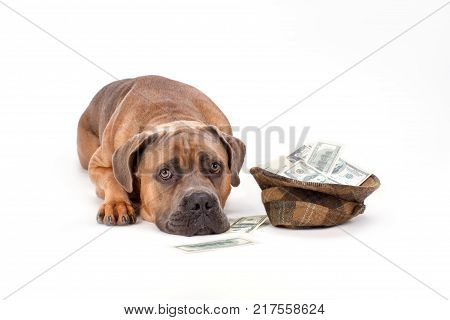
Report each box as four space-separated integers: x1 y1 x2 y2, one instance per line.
260 155 289 174
266 141 370 186
330 158 370 186
228 215 268 233
175 237 253 253
287 144 312 163
306 142 342 174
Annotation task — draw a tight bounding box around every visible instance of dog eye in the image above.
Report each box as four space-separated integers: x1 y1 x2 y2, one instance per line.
210 162 221 174
159 168 173 180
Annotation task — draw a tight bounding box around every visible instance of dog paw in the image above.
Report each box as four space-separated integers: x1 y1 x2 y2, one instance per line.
96 201 137 226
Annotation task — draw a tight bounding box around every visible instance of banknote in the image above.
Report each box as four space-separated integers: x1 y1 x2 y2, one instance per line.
261 155 289 174
175 238 253 253
287 144 312 163
330 158 371 186
306 142 342 174
283 160 337 184
228 215 268 233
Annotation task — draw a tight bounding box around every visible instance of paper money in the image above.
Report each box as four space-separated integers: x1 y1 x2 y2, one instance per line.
228 215 268 233
175 238 253 253
262 155 289 174
287 144 312 163
306 142 342 174
271 141 371 186
283 160 336 183
330 158 371 186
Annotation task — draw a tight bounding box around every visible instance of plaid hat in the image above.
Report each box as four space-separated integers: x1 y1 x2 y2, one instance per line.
250 167 380 228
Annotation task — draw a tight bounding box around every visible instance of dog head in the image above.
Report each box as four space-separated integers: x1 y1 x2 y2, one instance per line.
111 122 246 236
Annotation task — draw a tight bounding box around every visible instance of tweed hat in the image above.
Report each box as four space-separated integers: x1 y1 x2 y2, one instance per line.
250 167 380 228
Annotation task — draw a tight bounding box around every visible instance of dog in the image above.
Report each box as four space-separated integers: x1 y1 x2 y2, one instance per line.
77 76 245 236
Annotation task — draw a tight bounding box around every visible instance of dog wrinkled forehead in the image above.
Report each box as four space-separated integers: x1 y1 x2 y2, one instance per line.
163 125 222 146
150 120 214 136
141 125 227 167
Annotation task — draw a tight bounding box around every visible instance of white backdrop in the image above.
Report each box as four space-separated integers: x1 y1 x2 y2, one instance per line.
0 0 449 318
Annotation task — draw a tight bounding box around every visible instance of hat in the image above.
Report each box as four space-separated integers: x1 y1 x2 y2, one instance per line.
250 167 380 228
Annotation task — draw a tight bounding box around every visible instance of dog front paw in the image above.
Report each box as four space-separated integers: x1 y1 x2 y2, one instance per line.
96 201 137 226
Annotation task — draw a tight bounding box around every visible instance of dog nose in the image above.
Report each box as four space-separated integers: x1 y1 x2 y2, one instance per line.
184 192 218 214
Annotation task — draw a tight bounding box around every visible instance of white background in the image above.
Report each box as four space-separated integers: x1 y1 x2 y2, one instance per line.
0 0 449 318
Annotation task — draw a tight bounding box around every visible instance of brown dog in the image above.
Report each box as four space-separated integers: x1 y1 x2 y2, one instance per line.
77 76 245 236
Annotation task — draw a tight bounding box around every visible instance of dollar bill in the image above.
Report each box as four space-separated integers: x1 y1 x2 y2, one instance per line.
287 144 312 163
175 238 253 253
306 142 342 174
262 155 289 175
283 160 337 184
228 215 268 233
330 158 371 186
263 145 312 174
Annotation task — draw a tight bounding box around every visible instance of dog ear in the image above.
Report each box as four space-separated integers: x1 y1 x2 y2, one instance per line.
207 126 246 187
112 131 160 193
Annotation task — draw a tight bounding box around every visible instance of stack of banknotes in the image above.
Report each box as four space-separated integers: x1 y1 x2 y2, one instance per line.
262 141 371 186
